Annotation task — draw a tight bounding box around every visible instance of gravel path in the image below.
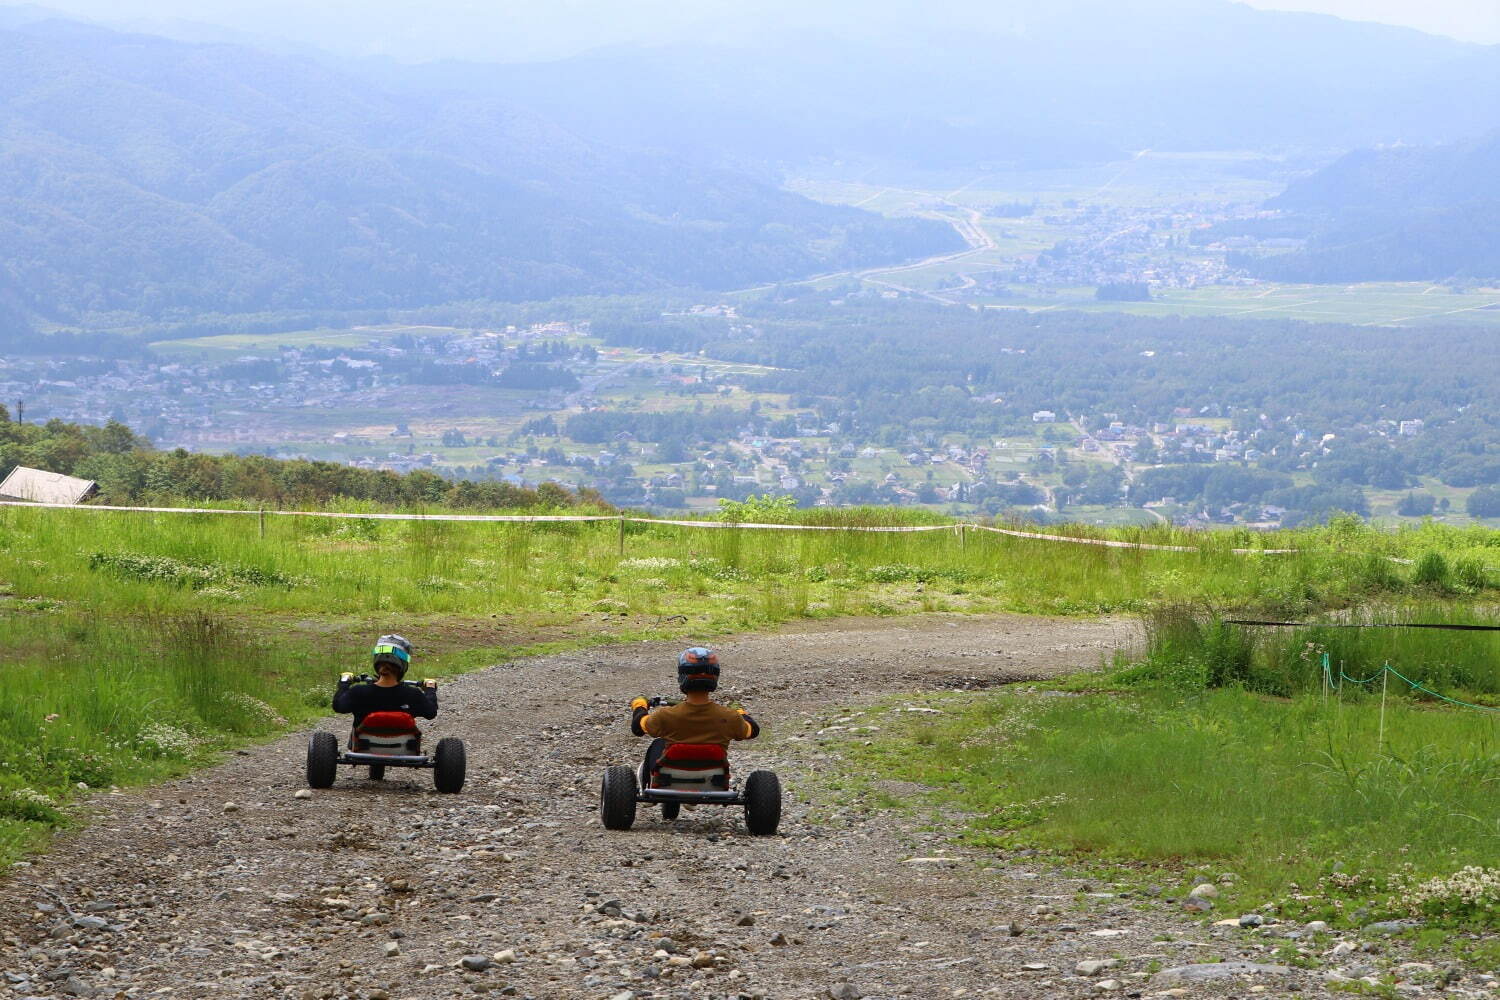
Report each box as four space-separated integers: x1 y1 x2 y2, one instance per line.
0 614 1486 999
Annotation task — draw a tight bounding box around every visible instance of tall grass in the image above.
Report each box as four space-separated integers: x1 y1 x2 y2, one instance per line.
1125 604 1500 702
0 504 1481 624
850 687 1500 930
0 502 1496 863
0 610 338 860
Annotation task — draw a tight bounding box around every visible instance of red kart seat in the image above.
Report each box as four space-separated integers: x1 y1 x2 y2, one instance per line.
652 742 730 790
353 711 420 754
360 711 418 735
661 743 727 763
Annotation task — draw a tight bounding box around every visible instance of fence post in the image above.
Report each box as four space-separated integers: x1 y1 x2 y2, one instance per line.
617 513 626 557
259 509 266 539
956 523 966 550
1378 662 1389 749
1321 652 1329 708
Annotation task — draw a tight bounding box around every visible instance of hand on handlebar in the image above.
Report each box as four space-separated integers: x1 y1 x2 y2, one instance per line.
423 678 438 689
630 696 649 712
339 672 353 683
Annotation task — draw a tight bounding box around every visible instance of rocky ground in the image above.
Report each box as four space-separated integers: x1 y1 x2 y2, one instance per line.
0 613 1492 999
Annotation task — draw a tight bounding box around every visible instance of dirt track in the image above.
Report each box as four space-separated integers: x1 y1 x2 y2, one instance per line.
0 614 1474 999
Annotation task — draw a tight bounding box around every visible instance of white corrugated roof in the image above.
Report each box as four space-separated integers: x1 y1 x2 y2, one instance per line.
0 466 98 505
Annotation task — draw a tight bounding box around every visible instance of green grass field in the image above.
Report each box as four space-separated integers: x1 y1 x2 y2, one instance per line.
2 503 1498 865
147 324 464 361
979 282 1500 328
844 684 1500 942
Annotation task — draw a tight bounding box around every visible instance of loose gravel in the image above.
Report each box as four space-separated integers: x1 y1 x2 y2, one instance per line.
1 614 1489 998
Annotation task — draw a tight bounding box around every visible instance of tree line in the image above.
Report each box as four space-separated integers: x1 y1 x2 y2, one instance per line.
0 410 604 510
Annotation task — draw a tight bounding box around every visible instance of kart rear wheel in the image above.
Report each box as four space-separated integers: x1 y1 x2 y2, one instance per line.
306 731 338 789
743 770 781 836
433 737 466 794
367 764 385 781
660 801 681 821
600 766 638 831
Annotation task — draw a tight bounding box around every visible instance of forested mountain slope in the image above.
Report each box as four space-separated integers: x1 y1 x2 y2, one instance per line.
0 20 958 325
1248 131 1500 282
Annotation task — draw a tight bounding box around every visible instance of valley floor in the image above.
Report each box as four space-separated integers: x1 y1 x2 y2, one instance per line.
0 615 1482 998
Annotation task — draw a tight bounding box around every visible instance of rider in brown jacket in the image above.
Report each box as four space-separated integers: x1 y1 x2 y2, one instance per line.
630 647 759 776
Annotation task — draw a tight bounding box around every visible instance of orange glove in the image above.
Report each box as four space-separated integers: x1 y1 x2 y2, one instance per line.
630 697 649 711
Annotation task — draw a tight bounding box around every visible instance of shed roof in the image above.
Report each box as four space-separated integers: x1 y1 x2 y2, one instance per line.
0 466 99 505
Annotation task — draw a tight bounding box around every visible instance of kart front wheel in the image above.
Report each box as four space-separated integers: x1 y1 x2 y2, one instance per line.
600 766 638 831
433 737 466 794
660 801 681 821
306 731 338 789
743 770 781 836
367 764 385 781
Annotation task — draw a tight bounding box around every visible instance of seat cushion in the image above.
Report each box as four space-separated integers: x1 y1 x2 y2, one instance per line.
360 711 417 736
652 742 729 789
660 742 727 763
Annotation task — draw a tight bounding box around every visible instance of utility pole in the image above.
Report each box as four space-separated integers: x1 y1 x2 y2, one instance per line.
15 400 22 425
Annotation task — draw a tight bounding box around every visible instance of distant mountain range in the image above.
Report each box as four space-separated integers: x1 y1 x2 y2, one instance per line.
1242 131 1500 282
380 0 1500 169
0 19 959 326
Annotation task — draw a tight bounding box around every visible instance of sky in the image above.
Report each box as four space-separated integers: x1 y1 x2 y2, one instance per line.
19 0 1500 60
1244 0 1500 43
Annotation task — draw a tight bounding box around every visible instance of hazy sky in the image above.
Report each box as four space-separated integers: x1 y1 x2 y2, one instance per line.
1245 0 1500 42
22 0 1500 59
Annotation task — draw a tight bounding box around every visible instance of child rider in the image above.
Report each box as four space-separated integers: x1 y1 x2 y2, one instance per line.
333 634 437 726
629 647 759 777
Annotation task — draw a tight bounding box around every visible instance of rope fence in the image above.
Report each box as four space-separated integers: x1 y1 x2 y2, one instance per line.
1319 652 1500 721
0 500 1299 553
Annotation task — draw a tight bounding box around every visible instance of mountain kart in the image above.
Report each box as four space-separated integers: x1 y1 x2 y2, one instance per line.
600 698 781 835
306 676 465 793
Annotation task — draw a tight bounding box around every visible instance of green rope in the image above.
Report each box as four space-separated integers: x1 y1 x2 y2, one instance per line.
1340 668 1385 685
1383 665 1500 715
1316 654 1500 714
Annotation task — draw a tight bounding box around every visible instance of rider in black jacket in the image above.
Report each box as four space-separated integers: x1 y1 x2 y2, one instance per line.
332 634 437 726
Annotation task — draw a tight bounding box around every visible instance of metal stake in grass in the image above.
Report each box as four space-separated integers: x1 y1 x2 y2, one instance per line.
1379 661 1389 749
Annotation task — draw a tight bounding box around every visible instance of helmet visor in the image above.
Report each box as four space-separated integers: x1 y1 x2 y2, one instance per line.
373 643 410 665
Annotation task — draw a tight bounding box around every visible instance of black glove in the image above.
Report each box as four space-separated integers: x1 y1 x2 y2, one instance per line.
738 709 760 739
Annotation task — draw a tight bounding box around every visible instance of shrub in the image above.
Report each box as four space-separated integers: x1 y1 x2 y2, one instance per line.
0 786 60 824
1412 551 1451 588
1393 866 1500 922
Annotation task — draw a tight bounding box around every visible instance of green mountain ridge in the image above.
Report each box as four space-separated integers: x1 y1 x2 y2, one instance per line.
1243 131 1500 283
0 19 959 326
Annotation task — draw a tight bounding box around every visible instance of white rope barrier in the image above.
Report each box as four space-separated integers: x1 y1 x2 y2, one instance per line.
625 517 954 533
967 522 1298 555
0 500 1298 553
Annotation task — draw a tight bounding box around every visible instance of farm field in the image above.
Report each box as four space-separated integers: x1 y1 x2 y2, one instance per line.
147 324 470 361
980 281 1500 328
